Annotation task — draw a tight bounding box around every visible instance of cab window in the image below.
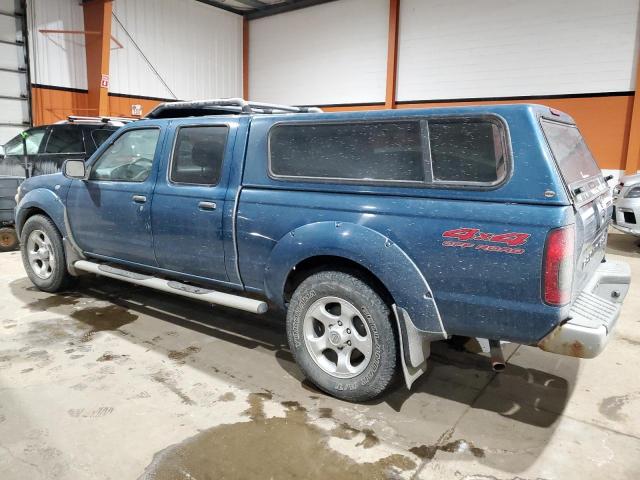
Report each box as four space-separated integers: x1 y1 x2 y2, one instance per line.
169 126 227 185
90 128 160 182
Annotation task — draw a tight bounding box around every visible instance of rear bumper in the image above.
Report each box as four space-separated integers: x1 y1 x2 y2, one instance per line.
538 261 631 358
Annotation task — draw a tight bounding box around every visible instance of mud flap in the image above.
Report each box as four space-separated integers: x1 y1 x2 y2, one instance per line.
393 305 432 390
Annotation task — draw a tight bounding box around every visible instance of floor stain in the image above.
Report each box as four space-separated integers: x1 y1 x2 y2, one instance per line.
243 392 273 420
96 353 128 362
151 371 195 406
138 395 416 480
218 392 235 402
410 439 485 460
26 294 79 312
70 305 138 342
167 345 201 361
599 393 637 421
318 407 333 418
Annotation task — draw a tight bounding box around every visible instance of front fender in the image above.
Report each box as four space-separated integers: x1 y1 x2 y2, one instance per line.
15 188 67 238
265 221 446 336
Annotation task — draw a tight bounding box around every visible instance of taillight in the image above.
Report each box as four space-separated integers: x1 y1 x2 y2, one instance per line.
543 225 575 306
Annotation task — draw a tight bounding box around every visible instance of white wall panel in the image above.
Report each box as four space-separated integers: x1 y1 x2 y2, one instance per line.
249 0 388 105
26 0 87 89
110 0 242 100
397 0 640 101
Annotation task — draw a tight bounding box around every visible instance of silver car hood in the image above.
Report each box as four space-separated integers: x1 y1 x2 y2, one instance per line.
620 173 640 188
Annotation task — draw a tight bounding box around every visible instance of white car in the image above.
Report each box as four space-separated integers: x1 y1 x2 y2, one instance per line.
612 173 640 236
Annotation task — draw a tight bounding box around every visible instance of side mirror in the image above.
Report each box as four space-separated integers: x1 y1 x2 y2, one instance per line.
62 159 87 180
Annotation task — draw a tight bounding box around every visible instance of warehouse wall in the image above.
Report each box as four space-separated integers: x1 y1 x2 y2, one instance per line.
249 0 389 105
26 0 243 124
250 0 638 179
396 0 639 101
110 0 243 101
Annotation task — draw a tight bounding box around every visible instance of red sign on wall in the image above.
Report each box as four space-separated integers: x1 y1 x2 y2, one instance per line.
100 74 110 88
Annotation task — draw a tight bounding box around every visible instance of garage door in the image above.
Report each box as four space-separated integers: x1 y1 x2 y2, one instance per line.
0 0 29 146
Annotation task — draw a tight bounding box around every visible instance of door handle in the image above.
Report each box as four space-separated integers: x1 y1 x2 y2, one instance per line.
198 201 217 211
132 195 147 203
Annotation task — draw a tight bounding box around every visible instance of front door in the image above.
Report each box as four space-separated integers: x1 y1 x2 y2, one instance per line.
66 126 165 266
151 120 235 282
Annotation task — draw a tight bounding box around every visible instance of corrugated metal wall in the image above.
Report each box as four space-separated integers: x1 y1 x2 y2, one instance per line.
110 0 243 100
249 0 389 105
396 0 640 101
26 0 86 90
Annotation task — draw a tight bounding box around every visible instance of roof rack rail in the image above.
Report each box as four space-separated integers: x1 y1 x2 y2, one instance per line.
145 98 323 119
58 115 135 126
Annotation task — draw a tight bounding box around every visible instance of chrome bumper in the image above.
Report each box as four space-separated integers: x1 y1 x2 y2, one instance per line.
538 261 631 358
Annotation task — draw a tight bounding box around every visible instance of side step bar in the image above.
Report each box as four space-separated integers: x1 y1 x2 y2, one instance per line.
73 260 268 314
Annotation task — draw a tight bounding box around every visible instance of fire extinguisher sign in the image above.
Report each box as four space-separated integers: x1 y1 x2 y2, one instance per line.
100 74 110 88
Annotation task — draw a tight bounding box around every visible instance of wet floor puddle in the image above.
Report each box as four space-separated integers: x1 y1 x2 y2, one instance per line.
138 393 416 480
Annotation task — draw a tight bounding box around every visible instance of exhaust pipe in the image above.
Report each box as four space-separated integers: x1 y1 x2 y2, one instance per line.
489 339 506 372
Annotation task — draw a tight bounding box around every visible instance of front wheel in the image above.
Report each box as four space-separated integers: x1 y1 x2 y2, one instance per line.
20 214 72 292
286 270 398 402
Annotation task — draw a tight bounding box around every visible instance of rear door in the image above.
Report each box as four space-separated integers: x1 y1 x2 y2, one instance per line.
540 118 610 294
151 119 237 282
36 124 87 175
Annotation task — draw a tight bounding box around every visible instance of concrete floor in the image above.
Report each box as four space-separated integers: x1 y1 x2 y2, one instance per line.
0 230 639 479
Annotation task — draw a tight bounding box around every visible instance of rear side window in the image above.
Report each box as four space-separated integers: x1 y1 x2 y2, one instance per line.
170 126 228 185
44 125 85 153
269 121 425 182
428 119 506 183
540 119 600 186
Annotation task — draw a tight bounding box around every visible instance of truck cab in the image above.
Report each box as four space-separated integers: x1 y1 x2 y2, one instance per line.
14 99 631 402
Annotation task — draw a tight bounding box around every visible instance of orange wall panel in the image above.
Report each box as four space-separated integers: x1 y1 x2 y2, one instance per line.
108 96 164 119
31 87 90 126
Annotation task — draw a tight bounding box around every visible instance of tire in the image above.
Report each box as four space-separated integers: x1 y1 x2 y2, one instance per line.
20 214 72 292
286 270 398 402
0 227 18 252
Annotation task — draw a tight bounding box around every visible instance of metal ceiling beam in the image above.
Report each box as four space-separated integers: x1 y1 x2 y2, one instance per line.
233 0 269 8
194 0 246 15
246 0 339 19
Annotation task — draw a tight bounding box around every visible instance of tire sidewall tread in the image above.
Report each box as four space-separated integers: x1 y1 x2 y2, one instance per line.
20 214 70 292
287 270 398 402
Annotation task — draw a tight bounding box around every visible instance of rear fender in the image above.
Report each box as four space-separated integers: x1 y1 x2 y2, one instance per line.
265 221 446 337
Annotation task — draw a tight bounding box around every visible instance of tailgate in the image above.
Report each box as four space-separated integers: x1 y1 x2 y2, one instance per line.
540 119 611 296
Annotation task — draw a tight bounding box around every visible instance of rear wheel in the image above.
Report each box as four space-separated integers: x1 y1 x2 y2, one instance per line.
20 215 72 292
0 227 18 252
286 270 398 402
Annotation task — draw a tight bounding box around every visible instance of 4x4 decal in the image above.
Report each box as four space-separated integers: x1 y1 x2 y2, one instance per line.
442 228 530 255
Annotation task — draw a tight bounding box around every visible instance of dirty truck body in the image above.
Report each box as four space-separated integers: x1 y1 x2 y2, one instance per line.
15 102 631 401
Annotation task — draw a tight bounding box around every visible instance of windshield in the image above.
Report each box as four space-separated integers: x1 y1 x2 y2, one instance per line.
541 119 601 186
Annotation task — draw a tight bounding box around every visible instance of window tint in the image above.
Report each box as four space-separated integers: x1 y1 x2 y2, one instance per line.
90 128 159 182
4 128 47 156
270 121 424 182
44 125 85 153
429 120 506 183
170 126 227 184
91 127 118 148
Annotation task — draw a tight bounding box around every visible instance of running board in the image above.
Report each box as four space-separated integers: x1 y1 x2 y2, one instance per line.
73 260 268 314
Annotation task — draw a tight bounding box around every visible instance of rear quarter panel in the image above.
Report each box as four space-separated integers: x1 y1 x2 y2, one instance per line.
238 105 573 343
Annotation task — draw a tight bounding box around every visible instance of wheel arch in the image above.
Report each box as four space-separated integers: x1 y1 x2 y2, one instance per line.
264 221 446 337
16 189 67 239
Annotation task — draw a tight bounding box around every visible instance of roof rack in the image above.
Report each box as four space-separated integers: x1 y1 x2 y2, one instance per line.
145 98 323 119
58 116 135 126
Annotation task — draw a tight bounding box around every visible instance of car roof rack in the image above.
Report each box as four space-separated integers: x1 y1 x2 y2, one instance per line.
58 116 135 126
145 98 323 119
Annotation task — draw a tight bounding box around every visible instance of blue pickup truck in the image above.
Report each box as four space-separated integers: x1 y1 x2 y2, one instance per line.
14 99 631 401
